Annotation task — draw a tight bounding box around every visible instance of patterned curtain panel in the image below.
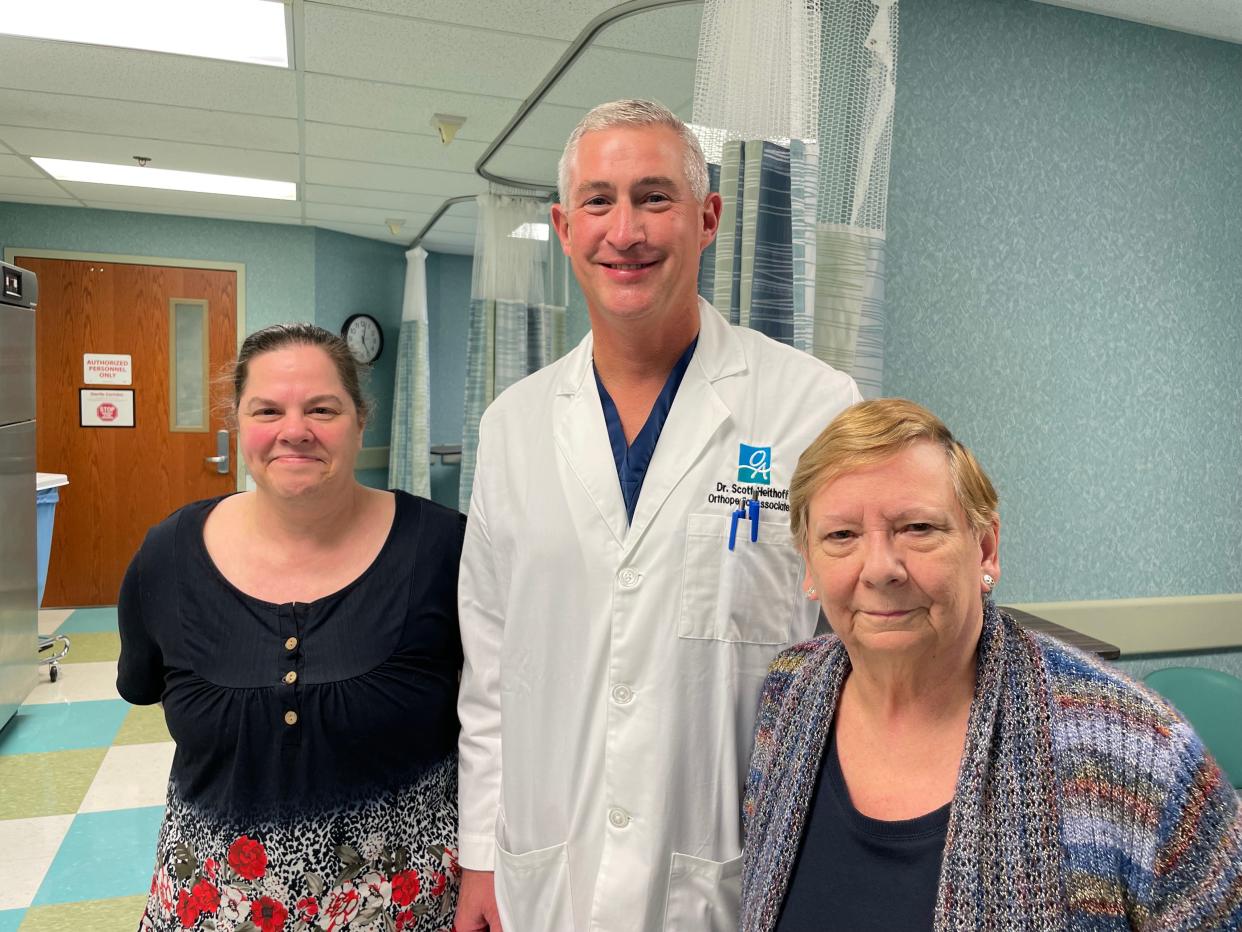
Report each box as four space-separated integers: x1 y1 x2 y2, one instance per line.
388 246 431 496
694 0 898 397
459 194 567 507
707 140 801 349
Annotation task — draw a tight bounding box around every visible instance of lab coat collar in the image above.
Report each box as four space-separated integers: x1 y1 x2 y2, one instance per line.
552 297 745 397
553 298 743 551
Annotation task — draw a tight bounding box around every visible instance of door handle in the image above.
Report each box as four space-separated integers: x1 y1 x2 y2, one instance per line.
205 429 229 474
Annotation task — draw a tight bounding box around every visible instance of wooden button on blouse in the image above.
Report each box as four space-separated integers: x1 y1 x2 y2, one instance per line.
283 671 298 685
284 710 298 726
285 637 298 650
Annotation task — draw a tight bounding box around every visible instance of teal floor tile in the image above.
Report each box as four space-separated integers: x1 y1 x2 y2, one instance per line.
53 607 119 635
0 701 128 756
0 909 25 932
32 807 164 906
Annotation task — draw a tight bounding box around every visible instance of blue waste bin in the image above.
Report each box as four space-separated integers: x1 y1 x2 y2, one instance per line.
36 474 68 608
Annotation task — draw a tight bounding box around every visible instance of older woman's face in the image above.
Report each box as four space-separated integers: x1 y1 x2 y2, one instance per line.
802 440 999 660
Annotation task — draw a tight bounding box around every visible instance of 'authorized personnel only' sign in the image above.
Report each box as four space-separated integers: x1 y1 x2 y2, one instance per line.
83 353 132 385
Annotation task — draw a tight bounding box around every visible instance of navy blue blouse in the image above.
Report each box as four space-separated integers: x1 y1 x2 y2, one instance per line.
118 491 465 932
775 728 949 931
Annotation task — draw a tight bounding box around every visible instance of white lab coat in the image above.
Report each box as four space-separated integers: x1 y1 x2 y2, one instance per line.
457 299 861 931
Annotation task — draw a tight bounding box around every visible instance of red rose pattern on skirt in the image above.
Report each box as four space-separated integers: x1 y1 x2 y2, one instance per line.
138 755 459 932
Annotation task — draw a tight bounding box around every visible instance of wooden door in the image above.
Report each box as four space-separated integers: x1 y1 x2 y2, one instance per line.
22 256 237 606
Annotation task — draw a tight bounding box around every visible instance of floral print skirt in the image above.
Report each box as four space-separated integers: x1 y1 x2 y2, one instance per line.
139 756 459 932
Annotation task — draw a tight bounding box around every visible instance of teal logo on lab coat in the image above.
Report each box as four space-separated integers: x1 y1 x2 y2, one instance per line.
738 444 772 485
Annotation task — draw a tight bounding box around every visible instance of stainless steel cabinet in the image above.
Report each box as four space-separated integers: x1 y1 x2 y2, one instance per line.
0 261 38 731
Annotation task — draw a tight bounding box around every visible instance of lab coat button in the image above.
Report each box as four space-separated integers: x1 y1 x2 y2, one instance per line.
611 684 633 704
608 807 631 828
618 568 639 589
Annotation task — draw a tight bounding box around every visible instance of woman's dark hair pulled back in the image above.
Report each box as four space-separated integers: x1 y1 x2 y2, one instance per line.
231 322 370 425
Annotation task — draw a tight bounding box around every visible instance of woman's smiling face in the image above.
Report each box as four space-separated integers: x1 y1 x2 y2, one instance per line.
803 440 999 661
237 344 363 501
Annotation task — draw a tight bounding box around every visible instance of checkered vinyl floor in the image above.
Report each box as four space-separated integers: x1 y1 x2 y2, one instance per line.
0 607 169 932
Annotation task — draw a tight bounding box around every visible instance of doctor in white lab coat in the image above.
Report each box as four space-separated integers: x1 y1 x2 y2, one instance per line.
455 100 861 932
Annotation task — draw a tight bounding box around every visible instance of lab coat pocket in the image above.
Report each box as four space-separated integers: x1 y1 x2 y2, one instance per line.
494 829 573 932
680 513 803 644
663 850 743 931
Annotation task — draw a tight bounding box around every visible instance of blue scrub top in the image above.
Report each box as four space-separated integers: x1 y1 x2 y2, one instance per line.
594 337 698 524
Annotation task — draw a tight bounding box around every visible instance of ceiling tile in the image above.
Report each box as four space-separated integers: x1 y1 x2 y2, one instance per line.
1031 0 1242 43
307 0 625 40
303 75 520 141
76 200 305 226
304 201 433 226
542 46 697 110
2 126 299 180
302 4 567 98
311 219 408 244
305 122 488 170
495 102 584 154
304 184 450 213
420 232 476 255
0 36 298 116
483 145 561 189
0 89 298 153
0 153 44 179
592 3 702 58
305 156 487 196
0 193 82 208
0 177 75 199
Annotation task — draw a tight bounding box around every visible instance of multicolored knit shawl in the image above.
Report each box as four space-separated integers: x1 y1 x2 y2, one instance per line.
740 601 1242 931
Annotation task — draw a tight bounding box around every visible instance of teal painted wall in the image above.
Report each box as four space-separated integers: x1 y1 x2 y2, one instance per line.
884 0 1242 603
424 251 472 510
425 251 472 448
0 201 316 331
312 229 405 448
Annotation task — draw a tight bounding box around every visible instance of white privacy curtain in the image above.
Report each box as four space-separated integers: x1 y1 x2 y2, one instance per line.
459 193 568 506
694 0 898 397
388 246 431 496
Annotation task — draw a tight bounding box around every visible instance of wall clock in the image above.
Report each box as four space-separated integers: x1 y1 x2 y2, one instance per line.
341 313 383 363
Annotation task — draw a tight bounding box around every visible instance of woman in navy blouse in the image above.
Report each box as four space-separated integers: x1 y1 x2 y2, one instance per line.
119 323 464 932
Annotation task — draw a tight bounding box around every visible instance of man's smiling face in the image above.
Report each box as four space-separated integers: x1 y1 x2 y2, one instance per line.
551 124 719 329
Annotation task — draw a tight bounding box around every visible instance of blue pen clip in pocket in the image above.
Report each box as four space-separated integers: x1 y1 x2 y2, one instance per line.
727 499 762 551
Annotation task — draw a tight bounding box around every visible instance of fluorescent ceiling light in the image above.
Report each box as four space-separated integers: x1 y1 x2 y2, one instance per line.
509 222 550 241
2 0 288 67
33 158 297 201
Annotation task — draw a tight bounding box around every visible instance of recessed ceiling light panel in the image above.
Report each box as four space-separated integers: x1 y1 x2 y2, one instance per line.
33 158 297 200
2 0 289 67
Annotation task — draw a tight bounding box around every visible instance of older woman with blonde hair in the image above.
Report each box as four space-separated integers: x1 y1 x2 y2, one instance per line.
740 398 1241 932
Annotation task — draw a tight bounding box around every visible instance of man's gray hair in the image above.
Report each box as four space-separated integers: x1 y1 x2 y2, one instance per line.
557 99 710 205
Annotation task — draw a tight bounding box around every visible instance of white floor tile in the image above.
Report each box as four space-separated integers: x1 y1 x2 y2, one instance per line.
78 742 175 813
0 814 74 909
37 609 73 637
23 661 120 705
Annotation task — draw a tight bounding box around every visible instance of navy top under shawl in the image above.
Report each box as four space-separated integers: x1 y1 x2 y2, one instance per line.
116 490 465 820
593 336 698 523
775 727 948 931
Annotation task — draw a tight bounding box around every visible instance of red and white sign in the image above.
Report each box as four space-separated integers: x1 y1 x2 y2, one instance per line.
80 389 135 428
83 353 132 385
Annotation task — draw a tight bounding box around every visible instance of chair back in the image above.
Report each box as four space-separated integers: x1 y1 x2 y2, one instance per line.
1144 666 1242 790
